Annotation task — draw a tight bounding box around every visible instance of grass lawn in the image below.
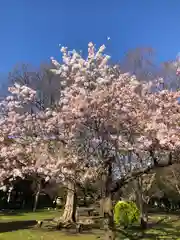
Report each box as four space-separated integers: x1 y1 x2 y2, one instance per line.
0 230 97 240
117 213 180 240
0 210 180 239
0 209 59 222
0 210 100 240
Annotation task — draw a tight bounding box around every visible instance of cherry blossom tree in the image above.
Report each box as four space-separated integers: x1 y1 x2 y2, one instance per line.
0 77 98 218
0 83 61 211
47 42 180 239
1 42 180 240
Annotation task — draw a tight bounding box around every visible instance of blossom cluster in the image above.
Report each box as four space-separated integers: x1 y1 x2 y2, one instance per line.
0 42 180 187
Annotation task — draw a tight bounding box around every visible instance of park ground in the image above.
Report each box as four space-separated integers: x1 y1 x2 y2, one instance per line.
0 210 180 239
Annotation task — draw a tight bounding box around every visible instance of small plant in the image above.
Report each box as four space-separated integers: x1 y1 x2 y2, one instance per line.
114 200 140 228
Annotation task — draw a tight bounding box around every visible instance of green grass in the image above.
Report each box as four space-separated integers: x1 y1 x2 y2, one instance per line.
0 211 180 239
0 230 97 240
0 210 99 240
117 213 180 239
0 209 59 222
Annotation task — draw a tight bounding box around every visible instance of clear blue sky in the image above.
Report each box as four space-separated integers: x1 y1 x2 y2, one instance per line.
0 0 180 75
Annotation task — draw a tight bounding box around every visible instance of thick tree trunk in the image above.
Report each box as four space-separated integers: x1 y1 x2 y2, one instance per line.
102 159 116 240
140 212 148 229
103 196 115 240
33 180 41 212
134 177 148 229
60 181 77 223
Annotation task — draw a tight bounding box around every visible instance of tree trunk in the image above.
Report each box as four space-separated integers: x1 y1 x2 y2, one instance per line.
60 181 77 223
134 177 148 229
33 180 41 212
103 196 115 240
140 211 148 229
102 159 116 240
7 187 13 204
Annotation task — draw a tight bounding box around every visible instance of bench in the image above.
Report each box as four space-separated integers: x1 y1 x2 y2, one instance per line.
77 207 99 217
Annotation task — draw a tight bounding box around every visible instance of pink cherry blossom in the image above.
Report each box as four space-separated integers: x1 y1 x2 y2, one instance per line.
0 41 180 189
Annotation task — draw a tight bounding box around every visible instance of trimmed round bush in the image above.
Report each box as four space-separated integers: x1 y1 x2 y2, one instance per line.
114 200 140 227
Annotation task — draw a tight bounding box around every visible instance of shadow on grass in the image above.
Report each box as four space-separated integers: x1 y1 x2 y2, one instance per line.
1 212 180 240
0 218 53 233
149 209 180 215
38 223 103 239
116 220 180 240
41 219 180 240
0 220 37 233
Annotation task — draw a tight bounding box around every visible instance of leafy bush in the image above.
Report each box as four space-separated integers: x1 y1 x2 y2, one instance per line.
114 200 140 227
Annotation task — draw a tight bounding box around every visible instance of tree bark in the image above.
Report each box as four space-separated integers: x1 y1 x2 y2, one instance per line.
102 159 116 240
33 180 41 212
60 181 77 223
134 177 148 229
103 197 115 240
7 187 13 204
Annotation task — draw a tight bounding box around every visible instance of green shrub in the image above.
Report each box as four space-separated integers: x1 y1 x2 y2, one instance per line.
114 200 140 227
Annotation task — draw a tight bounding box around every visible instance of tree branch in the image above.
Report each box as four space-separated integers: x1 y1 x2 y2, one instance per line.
111 152 173 193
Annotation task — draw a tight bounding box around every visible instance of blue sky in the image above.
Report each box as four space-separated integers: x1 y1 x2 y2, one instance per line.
0 0 180 77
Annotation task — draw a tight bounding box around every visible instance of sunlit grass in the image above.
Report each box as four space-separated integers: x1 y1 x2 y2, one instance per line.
117 213 180 239
0 230 97 240
0 209 59 222
0 209 100 240
0 211 180 239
